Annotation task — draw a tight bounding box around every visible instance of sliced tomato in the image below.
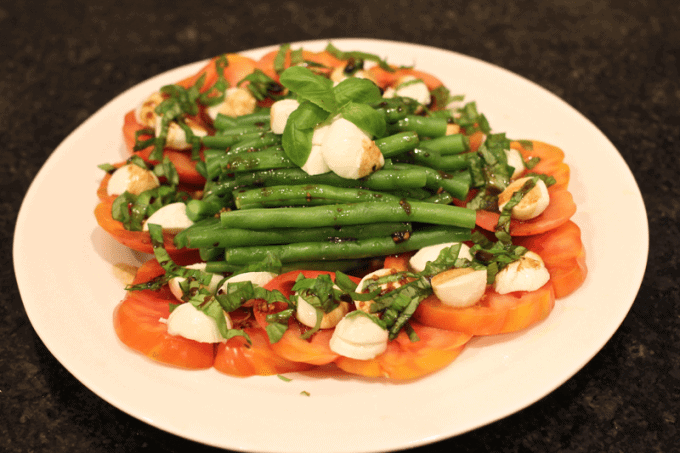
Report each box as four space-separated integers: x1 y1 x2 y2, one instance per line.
213 327 315 377
382 252 413 272
94 200 199 260
511 140 570 191
253 270 360 366
113 291 215 369
175 53 259 92
367 66 444 92
334 321 471 380
474 188 577 236
414 282 555 336
97 169 117 203
514 220 588 298
257 49 345 81
122 110 206 187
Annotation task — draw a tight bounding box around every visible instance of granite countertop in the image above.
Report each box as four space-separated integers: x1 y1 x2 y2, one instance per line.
2 1 678 452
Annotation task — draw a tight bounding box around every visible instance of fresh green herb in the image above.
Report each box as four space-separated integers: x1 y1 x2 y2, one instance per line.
198 54 230 106
325 42 396 71
300 390 310 396
239 69 287 101
274 44 291 74
98 163 117 173
277 374 292 382
495 176 538 244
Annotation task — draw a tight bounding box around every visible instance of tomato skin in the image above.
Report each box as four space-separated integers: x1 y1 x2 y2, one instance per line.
514 220 588 298
367 66 444 92
176 53 259 92
257 49 345 81
94 200 200 260
253 270 360 366
334 321 471 380
474 188 577 236
122 110 206 187
213 327 314 377
414 282 555 336
114 291 215 369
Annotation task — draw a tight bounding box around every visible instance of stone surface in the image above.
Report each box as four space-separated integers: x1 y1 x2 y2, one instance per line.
2 0 678 452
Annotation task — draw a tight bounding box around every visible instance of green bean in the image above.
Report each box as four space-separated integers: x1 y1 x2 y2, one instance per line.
203 259 371 275
224 226 471 264
231 166 428 191
387 115 448 138
213 110 271 130
420 134 469 155
393 163 470 201
205 147 295 180
227 132 281 154
375 131 419 158
201 130 269 149
220 200 476 230
409 148 469 172
185 198 223 221
176 218 412 248
233 184 409 209
200 246 224 262
372 97 420 123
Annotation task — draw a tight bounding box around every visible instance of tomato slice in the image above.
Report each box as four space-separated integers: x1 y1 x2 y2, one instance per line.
414 282 555 336
253 270 361 366
367 66 444 92
175 53 259 92
474 188 577 236
257 49 346 81
334 321 471 380
122 111 206 187
514 220 588 298
213 327 314 377
113 291 215 369
94 200 199 260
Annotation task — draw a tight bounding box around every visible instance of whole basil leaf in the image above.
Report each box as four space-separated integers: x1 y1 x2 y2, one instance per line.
281 101 330 166
279 66 337 112
340 101 386 138
333 77 383 106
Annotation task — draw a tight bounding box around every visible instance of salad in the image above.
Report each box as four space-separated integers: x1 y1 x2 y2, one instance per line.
96 42 587 380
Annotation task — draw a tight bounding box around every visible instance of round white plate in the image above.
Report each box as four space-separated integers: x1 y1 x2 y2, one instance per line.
14 38 648 453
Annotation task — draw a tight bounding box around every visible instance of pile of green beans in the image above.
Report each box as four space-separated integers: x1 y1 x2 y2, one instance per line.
183 97 477 269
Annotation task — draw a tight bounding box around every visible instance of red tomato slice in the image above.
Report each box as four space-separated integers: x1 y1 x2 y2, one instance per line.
113 291 215 369
94 200 199 260
511 140 570 191
257 49 346 81
253 270 360 366
176 53 259 92
474 188 577 236
414 282 555 336
213 327 315 377
514 220 588 298
382 252 413 272
334 321 471 380
122 110 206 187
367 66 444 92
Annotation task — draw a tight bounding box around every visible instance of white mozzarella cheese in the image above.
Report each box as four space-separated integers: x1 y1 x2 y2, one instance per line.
269 98 300 134
354 268 404 313
220 271 278 290
409 242 473 274
142 202 194 233
494 251 550 295
206 87 257 121
154 115 208 150
329 314 389 360
497 177 550 220
165 302 233 343
296 297 350 329
320 117 384 179
393 75 431 106
505 148 526 179
431 268 488 307
168 263 224 301
107 164 160 196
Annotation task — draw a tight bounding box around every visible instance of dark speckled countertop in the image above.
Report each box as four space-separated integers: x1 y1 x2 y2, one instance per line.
2 1 678 452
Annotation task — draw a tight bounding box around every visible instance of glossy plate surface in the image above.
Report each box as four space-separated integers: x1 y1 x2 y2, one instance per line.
14 38 648 453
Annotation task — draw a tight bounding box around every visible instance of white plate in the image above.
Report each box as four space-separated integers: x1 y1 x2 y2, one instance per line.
14 38 648 453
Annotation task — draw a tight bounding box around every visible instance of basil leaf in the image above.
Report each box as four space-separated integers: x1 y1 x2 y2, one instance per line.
281 101 330 166
339 101 386 138
279 66 337 112
274 43 290 74
333 78 383 106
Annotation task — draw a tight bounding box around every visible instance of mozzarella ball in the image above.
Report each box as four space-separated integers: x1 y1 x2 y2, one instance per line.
391 75 431 106
497 177 550 221
166 303 232 343
168 263 224 301
494 251 550 295
143 202 194 233
296 297 350 329
107 164 160 196
269 98 300 134
207 87 257 120
329 314 389 360
154 115 208 150
320 117 384 179
409 242 473 274
219 271 278 290
431 268 488 307
505 148 526 179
